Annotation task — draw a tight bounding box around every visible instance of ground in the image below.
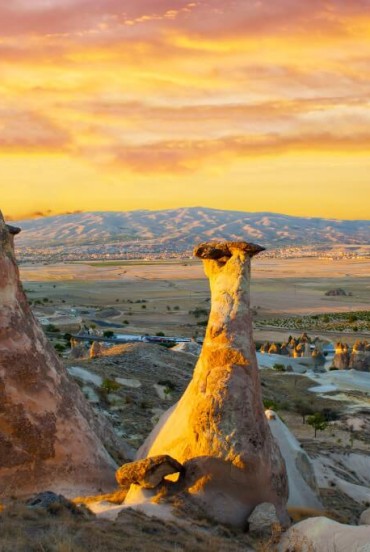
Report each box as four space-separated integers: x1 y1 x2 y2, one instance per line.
3 256 369 550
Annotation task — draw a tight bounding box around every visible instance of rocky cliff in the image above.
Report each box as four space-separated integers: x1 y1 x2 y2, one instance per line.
0 213 129 497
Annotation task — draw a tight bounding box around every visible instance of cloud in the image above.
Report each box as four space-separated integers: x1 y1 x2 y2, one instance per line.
100 131 370 174
1 0 370 38
0 109 70 151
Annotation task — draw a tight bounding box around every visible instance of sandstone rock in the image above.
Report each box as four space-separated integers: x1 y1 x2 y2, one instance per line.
247 502 280 537
134 241 289 528
90 340 104 359
280 517 370 551
27 490 92 518
268 343 280 355
116 455 184 489
70 343 87 359
350 340 370 372
260 341 270 354
359 507 370 526
0 214 130 496
332 342 350 370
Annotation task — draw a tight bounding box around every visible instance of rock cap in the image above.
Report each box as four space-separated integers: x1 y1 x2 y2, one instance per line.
194 241 265 261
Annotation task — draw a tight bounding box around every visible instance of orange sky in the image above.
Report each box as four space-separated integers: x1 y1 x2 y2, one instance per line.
1 0 370 220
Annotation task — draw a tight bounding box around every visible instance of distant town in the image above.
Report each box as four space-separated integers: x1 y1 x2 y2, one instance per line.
17 243 370 264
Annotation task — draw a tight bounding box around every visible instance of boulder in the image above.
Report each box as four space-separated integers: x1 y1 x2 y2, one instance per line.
0 213 130 497
359 508 370 526
133 241 289 528
247 502 280 537
116 455 184 489
280 517 370 551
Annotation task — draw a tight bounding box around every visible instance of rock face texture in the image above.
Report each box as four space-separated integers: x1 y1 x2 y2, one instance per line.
135 241 289 527
0 214 127 496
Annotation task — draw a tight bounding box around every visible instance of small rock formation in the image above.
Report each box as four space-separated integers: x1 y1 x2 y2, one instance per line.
350 340 370 372
281 517 370 551
332 342 350 370
0 214 129 496
26 491 90 517
311 348 325 368
359 507 370 526
116 455 184 490
268 343 280 355
247 502 280 537
70 343 87 359
89 340 104 359
133 241 289 528
325 288 351 296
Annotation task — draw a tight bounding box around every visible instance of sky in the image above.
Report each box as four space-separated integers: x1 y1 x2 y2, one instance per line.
1 0 370 220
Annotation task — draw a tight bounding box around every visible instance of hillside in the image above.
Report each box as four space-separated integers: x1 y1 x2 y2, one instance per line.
12 208 370 261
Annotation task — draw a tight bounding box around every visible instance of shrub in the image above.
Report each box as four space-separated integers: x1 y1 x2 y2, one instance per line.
273 363 286 372
101 378 120 394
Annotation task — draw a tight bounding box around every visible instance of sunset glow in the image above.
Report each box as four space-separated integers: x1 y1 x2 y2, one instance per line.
1 0 370 220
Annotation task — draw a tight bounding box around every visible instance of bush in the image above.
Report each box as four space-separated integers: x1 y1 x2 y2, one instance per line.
273 363 286 372
103 330 114 338
46 324 59 333
101 378 120 394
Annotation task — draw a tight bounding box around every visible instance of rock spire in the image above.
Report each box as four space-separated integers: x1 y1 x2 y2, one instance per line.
0 213 128 496
135 241 289 527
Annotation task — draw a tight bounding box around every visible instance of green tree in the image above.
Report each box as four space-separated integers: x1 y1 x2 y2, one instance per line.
294 401 314 424
103 330 114 338
307 412 328 438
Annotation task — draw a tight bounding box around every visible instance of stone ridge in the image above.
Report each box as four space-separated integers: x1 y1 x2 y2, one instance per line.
194 241 265 261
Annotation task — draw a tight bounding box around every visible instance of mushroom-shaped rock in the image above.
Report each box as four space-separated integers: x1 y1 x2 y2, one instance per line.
116 455 184 489
0 212 130 496
133 241 289 528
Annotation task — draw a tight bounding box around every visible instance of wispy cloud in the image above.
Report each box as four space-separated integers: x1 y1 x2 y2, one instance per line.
1 0 370 218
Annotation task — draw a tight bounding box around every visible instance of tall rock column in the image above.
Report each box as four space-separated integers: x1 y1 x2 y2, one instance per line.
0 213 128 496
136 241 289 527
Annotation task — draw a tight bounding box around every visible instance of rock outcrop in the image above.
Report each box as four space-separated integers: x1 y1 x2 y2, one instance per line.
116 455 184 490
281 517 370 551
0 213 129 496
350 340 370 372
133 241 289 528
332 342 350 370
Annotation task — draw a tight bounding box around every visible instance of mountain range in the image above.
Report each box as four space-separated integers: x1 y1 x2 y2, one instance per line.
11 208 370 260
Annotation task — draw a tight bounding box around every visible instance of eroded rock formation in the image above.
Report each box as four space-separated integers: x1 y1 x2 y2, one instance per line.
133 241 289 527
0 214 129 496
332 342 350 370
350 340 370 372
116 455 184 490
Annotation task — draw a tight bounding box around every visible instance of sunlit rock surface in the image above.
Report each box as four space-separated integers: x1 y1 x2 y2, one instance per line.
135 241 289 527
0 213 129 497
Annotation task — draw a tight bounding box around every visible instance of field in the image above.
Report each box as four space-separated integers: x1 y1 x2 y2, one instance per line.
20 257 370 341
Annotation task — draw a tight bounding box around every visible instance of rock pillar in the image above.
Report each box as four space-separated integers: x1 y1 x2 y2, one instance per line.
0 213 127 496
136 241 289 527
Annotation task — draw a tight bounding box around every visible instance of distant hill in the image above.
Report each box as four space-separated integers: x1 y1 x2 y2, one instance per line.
11 208 370 260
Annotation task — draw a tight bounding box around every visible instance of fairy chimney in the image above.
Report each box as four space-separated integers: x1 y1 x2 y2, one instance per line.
133 241 289 527
0 213 129 496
